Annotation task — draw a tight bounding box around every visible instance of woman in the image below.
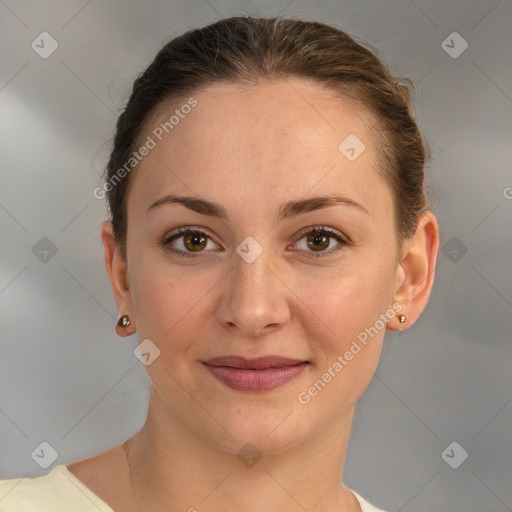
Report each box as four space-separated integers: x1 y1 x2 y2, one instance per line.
0 15 439 512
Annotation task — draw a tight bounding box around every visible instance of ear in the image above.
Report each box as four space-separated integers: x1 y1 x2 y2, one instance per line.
101 221 136 336
389 211 440 331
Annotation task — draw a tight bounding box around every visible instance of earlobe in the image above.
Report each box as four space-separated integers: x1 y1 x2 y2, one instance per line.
389 211 440 331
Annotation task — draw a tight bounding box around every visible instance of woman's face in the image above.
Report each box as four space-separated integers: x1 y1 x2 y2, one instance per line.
120 79 403 453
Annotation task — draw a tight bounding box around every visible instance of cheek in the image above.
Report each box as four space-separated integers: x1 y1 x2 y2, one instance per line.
294 278 387 414
300 255 393 341
296 256 393 394
130 268 198 345
306 279 385 376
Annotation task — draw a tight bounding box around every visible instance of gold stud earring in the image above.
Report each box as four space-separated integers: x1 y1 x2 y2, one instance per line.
399 314 406 324
118 315 131 328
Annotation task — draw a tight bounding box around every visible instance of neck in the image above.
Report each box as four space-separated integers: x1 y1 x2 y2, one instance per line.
124 386 361 512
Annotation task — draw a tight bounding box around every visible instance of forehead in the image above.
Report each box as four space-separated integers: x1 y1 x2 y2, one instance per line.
143 78 376 149
127 78 389 218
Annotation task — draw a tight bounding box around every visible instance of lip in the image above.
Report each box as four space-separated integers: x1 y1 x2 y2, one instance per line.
203 356 309 392
204 355 306 370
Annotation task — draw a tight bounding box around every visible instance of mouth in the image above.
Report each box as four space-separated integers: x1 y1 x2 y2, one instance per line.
203 355 310 392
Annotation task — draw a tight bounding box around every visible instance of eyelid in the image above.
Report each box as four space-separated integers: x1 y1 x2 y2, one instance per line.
292 225 349 245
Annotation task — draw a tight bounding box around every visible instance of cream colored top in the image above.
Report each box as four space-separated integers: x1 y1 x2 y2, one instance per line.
0 464 389 511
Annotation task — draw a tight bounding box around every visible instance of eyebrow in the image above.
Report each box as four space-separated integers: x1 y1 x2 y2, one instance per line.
147 194 369 222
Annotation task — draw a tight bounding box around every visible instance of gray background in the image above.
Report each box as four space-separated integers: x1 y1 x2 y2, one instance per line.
1 1 511 511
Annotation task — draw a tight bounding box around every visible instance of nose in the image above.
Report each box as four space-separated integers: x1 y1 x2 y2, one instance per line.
215 244 291 338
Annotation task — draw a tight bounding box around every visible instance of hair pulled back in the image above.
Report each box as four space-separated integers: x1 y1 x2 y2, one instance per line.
103 16 432 260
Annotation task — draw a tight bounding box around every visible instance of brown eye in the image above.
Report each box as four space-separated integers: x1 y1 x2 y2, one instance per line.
182 232 207 251
306 231 331 252
294 226 349 259
162 228 217 258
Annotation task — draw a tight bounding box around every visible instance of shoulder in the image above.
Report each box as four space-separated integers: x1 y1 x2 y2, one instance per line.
349 487 391 512
0 464 114 512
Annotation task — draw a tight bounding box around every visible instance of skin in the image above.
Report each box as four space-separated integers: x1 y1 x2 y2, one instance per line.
69 78 439 512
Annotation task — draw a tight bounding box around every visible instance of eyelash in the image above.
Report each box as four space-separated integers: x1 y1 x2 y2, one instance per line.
162 225 350 260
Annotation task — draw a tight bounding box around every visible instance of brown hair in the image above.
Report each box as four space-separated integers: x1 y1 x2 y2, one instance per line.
102 15 432 261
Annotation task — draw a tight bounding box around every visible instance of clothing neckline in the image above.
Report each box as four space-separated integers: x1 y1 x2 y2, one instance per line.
60 464 116 512
58 463 375 512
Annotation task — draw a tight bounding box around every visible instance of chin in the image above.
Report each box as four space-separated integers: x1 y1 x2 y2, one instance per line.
198 401 316 456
